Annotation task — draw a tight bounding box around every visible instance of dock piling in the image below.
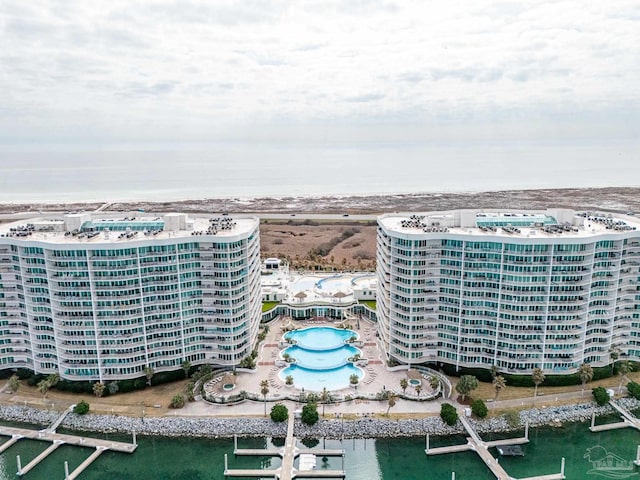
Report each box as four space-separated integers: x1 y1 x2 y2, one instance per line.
591 412 596 429
451 473 455 480
426 434 429 453
525 421 529 440
636 445 640 466
16 454 22 475
65 461 70 480
133 430 137 446
561 457 565 476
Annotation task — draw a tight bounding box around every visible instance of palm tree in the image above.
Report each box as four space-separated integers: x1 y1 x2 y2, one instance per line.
321 387 329 417
415 384 422 397
490 365 499 380
260 379 270 417
532 368 545 405
37 379 50 399
181 360 191 379
93 382 105 398
386 394 398 417
579 363 594 397
493 375 506 403
400 378 408 395
618 360 633 394
8 374 20 393
610 347 621 375
578 363 593 396
144 366 155 387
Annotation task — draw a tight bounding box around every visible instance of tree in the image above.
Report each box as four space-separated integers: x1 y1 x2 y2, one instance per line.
349 374 359 386
415 383 422 397
627 381 640 400
260 379 270 417
400 378 408 395
455 375 478 402
270 403 288 422
592 386 610 406
471 399 488 418
73 400 90 415
617 360 633 394
386 394 398 417
170 393 186 409
493 375 506 403
107 381 119 396
301 403 319 425
532 368 545 405
93 382 105 398
7 374 20 393
181 360 191 379
579 363 594 397
440 403 459 426
285 375 294 386
610 347 621 375
429 376 440 392
144 366 155 387
37 379 50 399
47 373 60 388
321 387 329 417
490 365 499 380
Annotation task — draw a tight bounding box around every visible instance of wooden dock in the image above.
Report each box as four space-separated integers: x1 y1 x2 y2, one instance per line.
426 412 565 480
0 423 137 479
589 401 640 433
225 413 345 479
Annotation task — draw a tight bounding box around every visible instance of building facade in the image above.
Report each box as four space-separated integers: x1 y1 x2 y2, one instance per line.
377 209 640 375
0 213 261 382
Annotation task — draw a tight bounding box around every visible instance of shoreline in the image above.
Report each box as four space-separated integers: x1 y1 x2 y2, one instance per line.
2 186 640 215
2 398 639 440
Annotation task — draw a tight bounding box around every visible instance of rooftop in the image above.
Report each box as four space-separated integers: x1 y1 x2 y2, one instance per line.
0 213 258 245
378 209 640 239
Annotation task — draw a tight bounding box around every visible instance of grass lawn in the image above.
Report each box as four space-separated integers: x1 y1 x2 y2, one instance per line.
262 301 280 312
359 300 376 310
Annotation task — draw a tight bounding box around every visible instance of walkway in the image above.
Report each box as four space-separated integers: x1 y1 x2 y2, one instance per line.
590 400 640 432
0 424 137 479
224 412 345 479
426 412 565 480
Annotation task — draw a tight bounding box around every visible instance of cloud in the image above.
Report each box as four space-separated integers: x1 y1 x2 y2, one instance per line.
0 0 638 143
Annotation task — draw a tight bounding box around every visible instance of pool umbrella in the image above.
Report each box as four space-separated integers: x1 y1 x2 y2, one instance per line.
294 291 307 302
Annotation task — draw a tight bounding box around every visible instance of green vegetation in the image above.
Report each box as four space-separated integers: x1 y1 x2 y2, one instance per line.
440 403 458 426
592 386 610 406
270 403 289 422
627 381 640 399
359 300 376 310
301 403 319 425
471 399 488 418
262 301 280 312
73 400 90 415
170 393 186 409
455 375 478 402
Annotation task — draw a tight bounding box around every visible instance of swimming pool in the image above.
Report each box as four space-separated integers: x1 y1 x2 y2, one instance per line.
280 327 364 391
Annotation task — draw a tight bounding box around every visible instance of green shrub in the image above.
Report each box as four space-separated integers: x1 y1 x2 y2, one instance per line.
440 403 458 426
301 403 319 425
627 381 640 399
73 400 90 415
592 386 610 406
170 394 185 409
270 403 289 422
471 399 488 418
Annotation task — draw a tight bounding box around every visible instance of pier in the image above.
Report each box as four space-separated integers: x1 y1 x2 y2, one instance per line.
426 413 565 480
589 400 640 433
224 412 345 479
0 422 137 479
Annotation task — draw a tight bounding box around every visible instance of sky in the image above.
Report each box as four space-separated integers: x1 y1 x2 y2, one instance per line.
1 0 639 146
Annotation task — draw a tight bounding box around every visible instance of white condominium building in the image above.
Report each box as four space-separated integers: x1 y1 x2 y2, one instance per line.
377 209 640 375
0 212 261 382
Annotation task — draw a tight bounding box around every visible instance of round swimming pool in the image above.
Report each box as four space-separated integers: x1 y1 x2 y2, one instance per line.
280 327 364 391
284 326 357 350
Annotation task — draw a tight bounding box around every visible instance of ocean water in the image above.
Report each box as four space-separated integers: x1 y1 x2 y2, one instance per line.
0 141 638 203
1 420 639 480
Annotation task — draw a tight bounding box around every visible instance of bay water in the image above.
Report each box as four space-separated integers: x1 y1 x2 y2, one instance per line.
1 420 639 479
